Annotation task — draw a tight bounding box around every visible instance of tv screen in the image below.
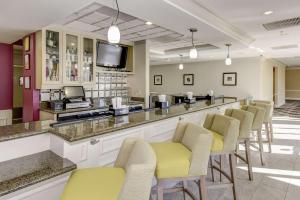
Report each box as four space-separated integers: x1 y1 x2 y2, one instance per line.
96 42 128 68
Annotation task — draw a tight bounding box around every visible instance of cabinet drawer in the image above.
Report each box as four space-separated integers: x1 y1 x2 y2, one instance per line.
144 118 178 139
101 128 144 153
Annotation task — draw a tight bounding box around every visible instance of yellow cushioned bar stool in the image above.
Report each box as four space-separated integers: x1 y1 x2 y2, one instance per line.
61 138 156 200
252 100 274 143
225 109 254 180
203 114 240 200
151 122 213 200
241 105 266 165
249 102 272 153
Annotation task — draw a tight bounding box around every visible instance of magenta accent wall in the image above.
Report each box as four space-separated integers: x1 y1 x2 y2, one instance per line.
0 43 13 110
23 33 40 122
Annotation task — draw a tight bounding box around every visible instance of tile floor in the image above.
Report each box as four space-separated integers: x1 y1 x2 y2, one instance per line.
163 115 300 200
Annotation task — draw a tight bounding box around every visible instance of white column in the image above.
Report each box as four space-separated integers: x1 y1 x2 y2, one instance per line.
127 40 150 108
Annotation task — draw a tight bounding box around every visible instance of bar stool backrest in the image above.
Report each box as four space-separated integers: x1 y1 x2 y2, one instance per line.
241 105 265 130
225 109 254 139
250 102 272 123
114 138 156 200
252 100 274 122
203 114 240 152
173 122 213 176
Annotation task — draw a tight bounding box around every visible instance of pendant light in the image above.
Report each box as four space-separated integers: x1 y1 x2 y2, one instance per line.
178 55 184 70
225 44 232 65
108 0 120 43
189 28 198 59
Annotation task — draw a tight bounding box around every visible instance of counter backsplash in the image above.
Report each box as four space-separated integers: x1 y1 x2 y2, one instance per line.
40 72 130 102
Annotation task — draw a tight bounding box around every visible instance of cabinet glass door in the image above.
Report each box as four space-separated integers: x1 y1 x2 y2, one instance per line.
82 38 94 83
65 34 79 82
45 30 60 82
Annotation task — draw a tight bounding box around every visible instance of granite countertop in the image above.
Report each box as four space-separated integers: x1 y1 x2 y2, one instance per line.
0 150 76 197
0 98 237 143
50 98 237 142
0 120 54 142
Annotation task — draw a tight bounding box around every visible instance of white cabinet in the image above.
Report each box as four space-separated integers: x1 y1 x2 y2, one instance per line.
36 29 63 89
36 29 96 89
81 37 96 85
63 33 80 85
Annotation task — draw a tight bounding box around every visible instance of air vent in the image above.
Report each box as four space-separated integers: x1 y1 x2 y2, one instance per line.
271 44 298 50
151 34 183 43
263 17 300 30
165 44 218 54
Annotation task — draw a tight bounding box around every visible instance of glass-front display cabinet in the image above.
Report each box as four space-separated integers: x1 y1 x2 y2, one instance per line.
45 30 60 82
64 33 80 84
35 29 96 89
36 29 63 89
81 37 94 84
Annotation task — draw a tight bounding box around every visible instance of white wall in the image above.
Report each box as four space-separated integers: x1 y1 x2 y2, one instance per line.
150 57 262 100
259 57 286 107
127 40 150 107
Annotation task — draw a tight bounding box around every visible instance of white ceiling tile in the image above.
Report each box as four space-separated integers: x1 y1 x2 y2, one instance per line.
79 12 109 24
65 20 99 32
129 30 173 41
119 19 145 30
122 25 157 35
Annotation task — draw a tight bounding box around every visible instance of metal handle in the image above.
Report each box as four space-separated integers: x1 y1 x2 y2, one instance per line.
90 138 100 145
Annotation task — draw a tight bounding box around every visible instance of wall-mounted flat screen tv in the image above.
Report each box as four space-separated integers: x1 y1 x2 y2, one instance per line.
96 42 128 68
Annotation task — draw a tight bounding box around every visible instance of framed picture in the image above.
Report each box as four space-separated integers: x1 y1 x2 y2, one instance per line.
19 77 24 86
24 76 31 89
183 74 194 85
223 72 237 86
154 75 162 85
24 54 30 70
23 36 30 52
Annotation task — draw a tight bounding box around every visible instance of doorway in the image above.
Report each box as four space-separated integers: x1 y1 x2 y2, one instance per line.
273 67 278 106
12 45 23 123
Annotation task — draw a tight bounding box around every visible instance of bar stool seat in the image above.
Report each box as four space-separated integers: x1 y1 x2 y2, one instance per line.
151 142 191 179
151 122 213 200
61 167 125 200
210 131 224 152
61 138 156 200
203 114 240 200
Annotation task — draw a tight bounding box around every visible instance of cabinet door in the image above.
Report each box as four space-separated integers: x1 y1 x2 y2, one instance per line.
44 30 62 84
81 37 95 85
63 33 80 84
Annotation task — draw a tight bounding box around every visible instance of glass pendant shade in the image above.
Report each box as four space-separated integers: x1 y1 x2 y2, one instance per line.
189 48 198 59
108 25 120 43
179 63 184 70
225 57 232 65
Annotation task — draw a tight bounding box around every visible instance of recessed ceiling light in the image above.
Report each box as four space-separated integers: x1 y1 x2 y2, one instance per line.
264 10 273 15
145 21 153 25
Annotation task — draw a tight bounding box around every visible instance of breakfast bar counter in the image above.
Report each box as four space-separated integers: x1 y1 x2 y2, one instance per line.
0 97 239 200
50 98 237 142
0 98 237 143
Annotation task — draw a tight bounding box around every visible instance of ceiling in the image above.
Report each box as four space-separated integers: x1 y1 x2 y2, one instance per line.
197 0 300 66
1 0 300 66
59 3 184 42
